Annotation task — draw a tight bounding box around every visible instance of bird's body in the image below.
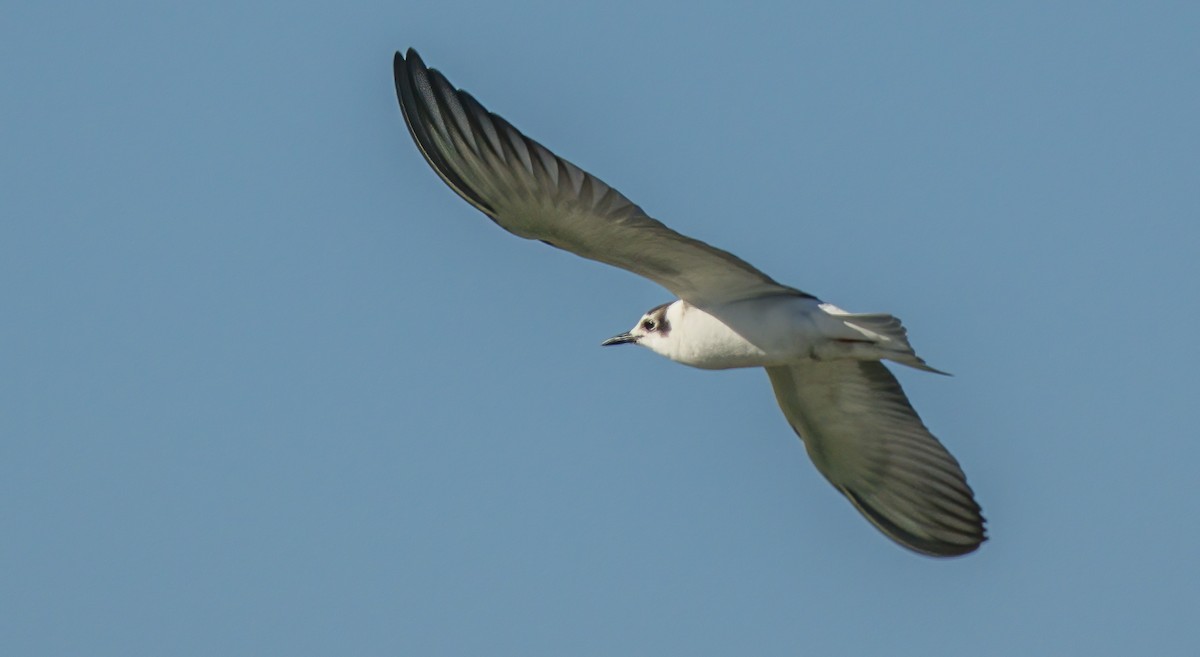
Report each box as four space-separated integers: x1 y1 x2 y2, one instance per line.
393 48 986 557
622 297 928 371
644 297 825 370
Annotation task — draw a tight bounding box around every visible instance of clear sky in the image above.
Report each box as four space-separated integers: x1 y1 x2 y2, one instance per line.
3 2 1198 655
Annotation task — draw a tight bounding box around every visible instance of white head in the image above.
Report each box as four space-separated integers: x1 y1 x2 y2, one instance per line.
601 301 677 356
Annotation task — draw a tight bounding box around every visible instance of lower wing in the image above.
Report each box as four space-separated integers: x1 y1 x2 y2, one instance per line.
766 360 986 556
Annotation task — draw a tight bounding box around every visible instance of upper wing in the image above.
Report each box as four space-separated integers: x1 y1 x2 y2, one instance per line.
766 361 986 557
393 49 812 307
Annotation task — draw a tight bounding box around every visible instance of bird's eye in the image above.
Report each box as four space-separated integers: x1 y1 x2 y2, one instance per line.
642 319 657 331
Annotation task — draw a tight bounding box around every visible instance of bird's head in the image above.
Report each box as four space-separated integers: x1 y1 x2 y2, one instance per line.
601 301 675 354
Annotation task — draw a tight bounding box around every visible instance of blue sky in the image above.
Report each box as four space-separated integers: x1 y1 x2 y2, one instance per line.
3 2 1198 655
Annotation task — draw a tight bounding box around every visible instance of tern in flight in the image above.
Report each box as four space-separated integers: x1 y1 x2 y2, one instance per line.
393 49 986 557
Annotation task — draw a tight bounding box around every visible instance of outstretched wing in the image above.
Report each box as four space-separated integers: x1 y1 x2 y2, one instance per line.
766 361 986 557
394 49 811 307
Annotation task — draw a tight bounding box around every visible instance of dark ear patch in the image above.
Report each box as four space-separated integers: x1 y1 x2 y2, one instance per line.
647 302 671 335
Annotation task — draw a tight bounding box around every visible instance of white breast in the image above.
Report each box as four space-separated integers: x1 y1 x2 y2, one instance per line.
657 297 829 370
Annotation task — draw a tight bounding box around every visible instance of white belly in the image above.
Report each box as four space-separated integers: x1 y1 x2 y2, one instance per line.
663 296 829 370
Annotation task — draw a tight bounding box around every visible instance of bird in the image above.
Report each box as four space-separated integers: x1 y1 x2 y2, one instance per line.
392 48 986 557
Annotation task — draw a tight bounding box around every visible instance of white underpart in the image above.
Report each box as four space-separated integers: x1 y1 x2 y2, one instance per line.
632 299 933 372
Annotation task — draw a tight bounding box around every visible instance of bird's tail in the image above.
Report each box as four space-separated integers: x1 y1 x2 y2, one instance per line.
818 304 949 375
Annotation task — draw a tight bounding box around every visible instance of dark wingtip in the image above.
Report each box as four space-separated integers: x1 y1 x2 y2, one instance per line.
403 47 423 69
392 48 424 99
842 486 987 558
390 47 501 221
392 51 408 99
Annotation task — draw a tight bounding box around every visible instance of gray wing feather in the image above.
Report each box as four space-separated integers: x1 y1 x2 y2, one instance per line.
766 361 986 557
394 49 812 306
